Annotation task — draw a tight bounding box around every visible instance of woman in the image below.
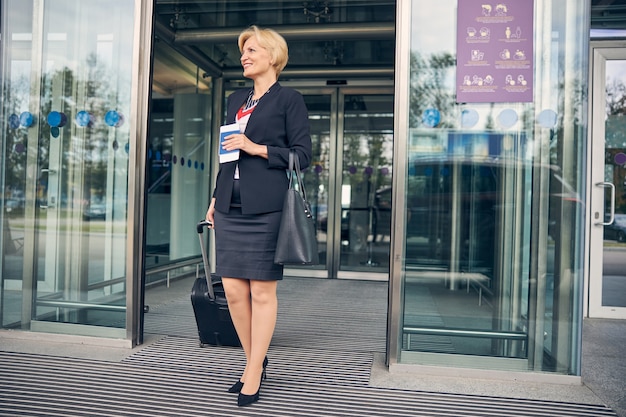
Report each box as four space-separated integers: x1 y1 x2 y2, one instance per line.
205 25 312 407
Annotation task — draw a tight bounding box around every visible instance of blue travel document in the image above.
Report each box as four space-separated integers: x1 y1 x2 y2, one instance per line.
219 123 240 163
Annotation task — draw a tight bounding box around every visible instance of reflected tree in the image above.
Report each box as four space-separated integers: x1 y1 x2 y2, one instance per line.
409 51 456 129
2 52 127 215
1 75 30 205
606 78 626 117
605 77 626 213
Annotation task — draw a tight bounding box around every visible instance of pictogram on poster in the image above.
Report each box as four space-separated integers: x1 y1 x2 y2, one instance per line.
456 1 534 103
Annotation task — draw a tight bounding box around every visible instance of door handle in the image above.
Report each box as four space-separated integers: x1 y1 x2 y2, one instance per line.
595 182 615 226
40 169 57 209
40 196 56 209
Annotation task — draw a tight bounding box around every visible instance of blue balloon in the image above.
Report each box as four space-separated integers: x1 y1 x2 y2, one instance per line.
422 108 441 128
104 110 120 127
76 111 91 127
8 114 20 129
537 109 558 128
20 112 34 127
461 109 479 128
497 109 518 129
48 111 62 127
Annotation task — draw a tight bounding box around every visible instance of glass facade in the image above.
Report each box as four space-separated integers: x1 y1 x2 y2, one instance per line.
0 0 136 337
145 81 212 274
0 0 612 379
393 0 589 374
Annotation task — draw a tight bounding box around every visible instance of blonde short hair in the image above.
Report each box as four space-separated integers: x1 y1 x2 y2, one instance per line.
238 25 289 76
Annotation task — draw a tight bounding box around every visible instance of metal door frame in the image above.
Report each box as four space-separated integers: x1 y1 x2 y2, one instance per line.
335 86 394 281
281 84 394 280
586 40 626 319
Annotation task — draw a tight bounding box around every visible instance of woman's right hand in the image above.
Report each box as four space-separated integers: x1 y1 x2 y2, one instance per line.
206 198 216 228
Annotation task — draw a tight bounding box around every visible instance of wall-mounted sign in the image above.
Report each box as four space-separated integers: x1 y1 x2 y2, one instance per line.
456 1 534 103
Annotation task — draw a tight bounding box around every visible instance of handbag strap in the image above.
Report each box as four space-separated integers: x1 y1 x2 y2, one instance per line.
288 150 307 202
288 150 295 187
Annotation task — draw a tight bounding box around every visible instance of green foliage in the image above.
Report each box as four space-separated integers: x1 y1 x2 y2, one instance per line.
409 51 456 129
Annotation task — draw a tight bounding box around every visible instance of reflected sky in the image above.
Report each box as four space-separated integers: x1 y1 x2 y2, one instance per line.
411 0 456 55
591 29 626 38
607 59 626 83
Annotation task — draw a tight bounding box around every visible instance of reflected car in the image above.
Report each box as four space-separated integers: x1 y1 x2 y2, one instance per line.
405 156 583 272
83 203 106 221
315 204 350 240
604 214 626 242
310 204 328 225
5 199 24 214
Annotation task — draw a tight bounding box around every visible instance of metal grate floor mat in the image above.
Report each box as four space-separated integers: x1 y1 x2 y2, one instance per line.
0 349 617 417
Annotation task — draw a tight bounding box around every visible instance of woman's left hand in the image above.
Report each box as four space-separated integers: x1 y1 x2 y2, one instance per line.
206 198 216 228
223 133 268 159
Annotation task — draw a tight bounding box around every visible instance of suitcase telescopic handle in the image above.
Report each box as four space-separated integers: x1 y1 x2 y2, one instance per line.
196 220 215 300
197 219 212 233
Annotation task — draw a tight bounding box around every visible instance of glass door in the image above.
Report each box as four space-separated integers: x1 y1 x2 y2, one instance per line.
588 42 626 319
336 89 394 279
286 87 394 280
288 89 334 279
0 0 136 336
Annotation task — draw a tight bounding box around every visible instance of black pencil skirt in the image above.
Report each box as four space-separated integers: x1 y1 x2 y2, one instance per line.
213 207 284 281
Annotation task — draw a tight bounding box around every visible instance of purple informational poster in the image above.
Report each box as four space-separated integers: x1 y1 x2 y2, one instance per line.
456 1 534 103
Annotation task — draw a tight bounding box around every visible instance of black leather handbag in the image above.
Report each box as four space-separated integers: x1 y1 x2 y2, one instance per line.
274 151 319 265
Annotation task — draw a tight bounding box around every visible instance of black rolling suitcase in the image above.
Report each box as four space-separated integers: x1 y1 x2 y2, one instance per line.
190 220 240 347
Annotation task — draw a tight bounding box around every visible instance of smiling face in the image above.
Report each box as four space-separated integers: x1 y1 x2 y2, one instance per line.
240 36 275 80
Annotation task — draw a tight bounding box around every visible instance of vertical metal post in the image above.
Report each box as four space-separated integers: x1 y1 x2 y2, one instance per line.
329 90 340 279
126 0 154 347
387 0 411 367
447 162 461 290
20 0 45 329
550 0 590 374
209 77 223 272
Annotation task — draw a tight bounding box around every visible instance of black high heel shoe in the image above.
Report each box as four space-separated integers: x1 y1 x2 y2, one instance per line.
227 380 244 394
237 372 266 407
237 388 260 407
227 356 268 393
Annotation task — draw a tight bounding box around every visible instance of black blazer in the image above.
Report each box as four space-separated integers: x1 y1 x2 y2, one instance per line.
213 83 313 214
